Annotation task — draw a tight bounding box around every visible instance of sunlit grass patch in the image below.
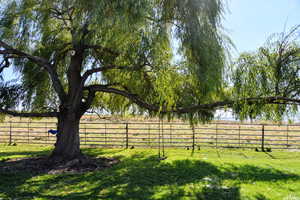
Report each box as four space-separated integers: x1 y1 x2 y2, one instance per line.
0 145 300 199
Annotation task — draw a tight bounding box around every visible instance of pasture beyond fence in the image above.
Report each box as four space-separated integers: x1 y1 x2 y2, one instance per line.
1 120 300 150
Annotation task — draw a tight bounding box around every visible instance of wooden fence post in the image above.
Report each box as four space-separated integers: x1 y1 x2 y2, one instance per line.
261 124 265 151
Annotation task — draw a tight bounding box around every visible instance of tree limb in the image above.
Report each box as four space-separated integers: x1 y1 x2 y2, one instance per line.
78 90 96 116
85 85 159 112
78 64 147 106
173 96 300 113
81 64 145 84
0 56 11 73
0 40 67 102
85 84 300 114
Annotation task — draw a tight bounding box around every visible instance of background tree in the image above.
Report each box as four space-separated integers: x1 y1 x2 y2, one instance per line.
232 25 300 121
0 0 227 161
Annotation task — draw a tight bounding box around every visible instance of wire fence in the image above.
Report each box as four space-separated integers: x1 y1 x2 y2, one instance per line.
1 120 300 150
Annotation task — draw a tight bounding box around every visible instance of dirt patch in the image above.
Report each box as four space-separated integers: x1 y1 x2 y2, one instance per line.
0 156 120 174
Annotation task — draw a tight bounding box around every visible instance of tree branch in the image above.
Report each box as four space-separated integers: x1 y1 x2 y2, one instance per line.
85 84 300 114
0 40 67 101
0 56 11 73
173 96 300 113
77 64 147 105
85 85 159 112
82 65 140 83
82 65 119 81
0 108 58 118
79 90 96 116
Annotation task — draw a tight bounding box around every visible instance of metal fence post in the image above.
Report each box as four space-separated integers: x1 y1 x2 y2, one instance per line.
148 124 150 147
215 123 218 148
286 125 289 149
192 125 195 152
85 124 87 145
261 124 265 151
162 119 165 157
169 124 172 147
9 121 12 145
46 122 49 144
238 125 241 148
125 123 129 149
105 123 107 146
27 121 30 144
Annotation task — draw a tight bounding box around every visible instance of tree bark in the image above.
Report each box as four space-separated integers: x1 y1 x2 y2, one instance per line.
50 108 82 160
49 47 85 161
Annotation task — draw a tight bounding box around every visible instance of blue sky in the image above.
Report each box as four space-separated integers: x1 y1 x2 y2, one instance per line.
219 0 300 120
223 0 300 56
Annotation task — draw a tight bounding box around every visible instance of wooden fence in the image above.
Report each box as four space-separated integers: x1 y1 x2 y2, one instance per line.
0 121 300 150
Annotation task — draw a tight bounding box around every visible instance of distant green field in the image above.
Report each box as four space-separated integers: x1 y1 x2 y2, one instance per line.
0 145 300 200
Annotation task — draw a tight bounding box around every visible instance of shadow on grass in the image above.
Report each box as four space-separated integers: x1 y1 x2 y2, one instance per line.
0 150 299 200
0 150 50 159
83 148 127 157
254 194 270 200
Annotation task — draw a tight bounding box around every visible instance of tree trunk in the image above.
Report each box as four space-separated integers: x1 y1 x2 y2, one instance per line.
49 48 86 161
50 109 82 160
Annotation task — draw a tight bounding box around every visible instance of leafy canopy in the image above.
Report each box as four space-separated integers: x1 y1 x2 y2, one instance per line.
0 0 227 122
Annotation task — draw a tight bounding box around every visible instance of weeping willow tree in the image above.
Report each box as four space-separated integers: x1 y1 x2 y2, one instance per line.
0 0 227 160
232 26 300 121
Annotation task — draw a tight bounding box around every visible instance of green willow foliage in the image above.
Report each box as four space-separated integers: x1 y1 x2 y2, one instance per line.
232 26 300 121
0 0 227 122
0 82 23 121
0 82 22 109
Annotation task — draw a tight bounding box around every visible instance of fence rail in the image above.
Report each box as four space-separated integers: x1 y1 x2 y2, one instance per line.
1 121 300 150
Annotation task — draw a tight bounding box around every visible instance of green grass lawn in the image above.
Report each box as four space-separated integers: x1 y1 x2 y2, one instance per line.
1 145 300 200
